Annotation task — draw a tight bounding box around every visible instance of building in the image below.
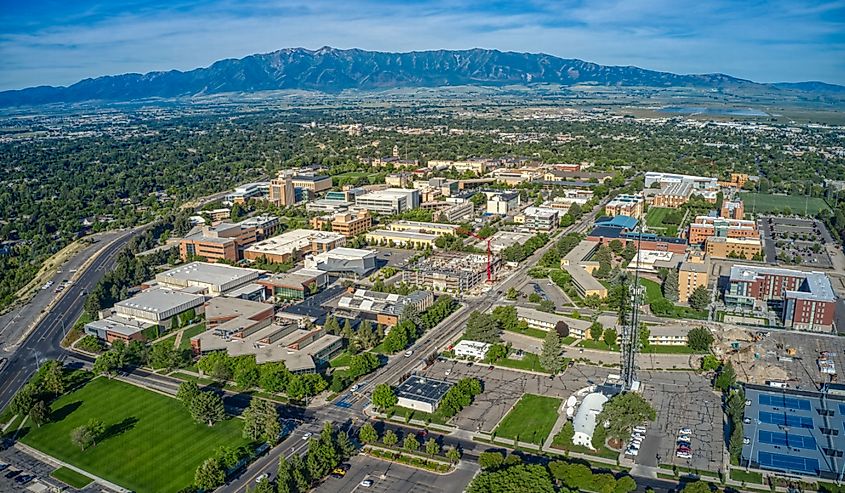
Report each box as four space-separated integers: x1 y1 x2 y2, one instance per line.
192 321 342 374
572 392 609 449
225 182 270 205
239 215 282 240
434 201 474 223
705 236 762 260
627 249 682 275
718 173 750 189
403 252 499 293
310 210 372 238
84 315 156 343
304 247 378 277
726 265 837 331
366 229 439 248
269 174 296 206
336 289 434 327
560 240 609 298
687 216 759 245
510 306 617 338
204 296 275 337
355 188 421 214
651 181 695 208
594 215 639 231
486 192 520 215
587 226 688 254
306 199 351 215
243 229 346 264
544 189 594 210
388 220 460 236
605 194 645 219
515 207 559 232
385 172 413 188
644 172 718 191
114 288 205 326
257 268 329 300
428 159 490 175
678 254 710 304
453 340 490 360
154 262 263 296
741 384 845 479
325 188 366 203
721 199 745 220
483 231 534 254
647 324 692 345
207 208 231 221
179 222 258 262
395 375 454 414
291 175 332 193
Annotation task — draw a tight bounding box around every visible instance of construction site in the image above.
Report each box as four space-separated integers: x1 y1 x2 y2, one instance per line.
401 251 502 294
711 324 845 390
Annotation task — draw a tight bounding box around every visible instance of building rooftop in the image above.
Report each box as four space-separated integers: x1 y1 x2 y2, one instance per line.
357 188 417 200
204 296 270 322
245 229 345 256
155 262 262 290
522 206 558 219
292 175 330 182
367 229 439 242
115 289 205 314
679 261 709 273
729 265 836 302
395 375 454 406
85 315 155 337
595 215 638 230
260 268 326 289
338 289 432 317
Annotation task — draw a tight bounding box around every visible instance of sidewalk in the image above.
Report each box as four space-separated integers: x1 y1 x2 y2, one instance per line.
15 441 128 493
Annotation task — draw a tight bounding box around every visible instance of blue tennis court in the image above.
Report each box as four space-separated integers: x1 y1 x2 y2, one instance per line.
758 451 819 474
758 430 817 449
759 411 814 429
759 394 811 411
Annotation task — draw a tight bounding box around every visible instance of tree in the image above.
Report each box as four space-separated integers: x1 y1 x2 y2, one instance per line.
324 315 341 335
40 360 65 395
194 458 226 491
259 362 291 393
467 464 555 493
150 343 187 371
506 287 518 300
484 343 508 363
539 329 563 374
403 434 420 453
445 446 462 464
190 391 226 426
359 422 378 444
70 419 104 451
681 480 714 493
715 362 737 391
609 239 624 254
10 387 35 417
336 430 355 459
478 451 505 470
614 475 637 493
538 299 555 313
603 328 618 347
425 438 440 457
491 306 520 332
289 454 309 492
639 325 650 350
528 292 542 303
357 320 378 349
177 380 200 406
93 350 121 378
383 430 398 448
701 354 720 371
29 399 50 427
687 327 714 351
464 311 501 343
250 478 274 493
663 269 679 302
596 392 656 441
371 383 398 411
589 322 603 341
276 457 293 493
689 285 711 310
243 397 281 444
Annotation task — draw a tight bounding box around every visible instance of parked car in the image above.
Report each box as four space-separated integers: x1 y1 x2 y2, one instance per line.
742 437 751 445
15 475 34 484
4 469 20 479
0 463 9 472
404 350 414 357
679 427 692 434
255 473 269 483
361 479 374 487
302 432 313 440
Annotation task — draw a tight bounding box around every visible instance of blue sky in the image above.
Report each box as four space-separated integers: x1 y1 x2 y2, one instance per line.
1 0 844 90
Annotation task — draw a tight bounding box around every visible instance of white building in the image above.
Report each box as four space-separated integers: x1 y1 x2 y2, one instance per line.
453 340 490 359
154 262 263 296
516 207 559 232
486 192 520 215
355 188 421 214
644 172 718 191
572 392 609 449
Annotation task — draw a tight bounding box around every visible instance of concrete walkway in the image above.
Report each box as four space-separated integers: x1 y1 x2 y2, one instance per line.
15 441 128 493
542 399 569 451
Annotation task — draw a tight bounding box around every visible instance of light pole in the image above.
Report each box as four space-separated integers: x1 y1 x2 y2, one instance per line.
30 348 41 370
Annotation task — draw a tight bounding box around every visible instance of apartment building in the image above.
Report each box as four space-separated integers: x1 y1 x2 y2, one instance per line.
651 181 695 208
687 216 759 244
515 207 559 232
310 210 372 238
726 265 837 331
486 192 520 215
705 236 762 259
604 194 644 219
678 253 710 304
721 199 745 220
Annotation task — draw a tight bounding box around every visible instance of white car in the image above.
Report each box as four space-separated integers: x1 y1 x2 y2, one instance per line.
742 437 751 445
625 448 639 456
302 432 313 440
350 384 360 392
361 479 374 487
633 426 647 434
404 350 414 357
679 427 692 434
255 473 269 483
677 435 691 442
676 452 692 459
445 369 451 376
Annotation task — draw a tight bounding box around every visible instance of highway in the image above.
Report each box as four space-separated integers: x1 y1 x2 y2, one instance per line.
0 228 146 412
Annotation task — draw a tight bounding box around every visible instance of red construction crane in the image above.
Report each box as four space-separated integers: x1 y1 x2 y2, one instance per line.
456 227 493 283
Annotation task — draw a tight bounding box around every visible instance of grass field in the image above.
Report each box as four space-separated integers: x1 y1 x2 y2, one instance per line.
20 377 251 493
51 467 93 488
730 468 763 484
494 394 562 445
642 344 701 354
740 192 831 215
178 323 207 350
504 326 550 340
578 339 620 352
641 279 708 320
496 353 552 374
645 207 680 236
330 352 353 368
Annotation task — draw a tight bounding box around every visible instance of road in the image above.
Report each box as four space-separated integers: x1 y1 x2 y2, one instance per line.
219 191 617 492
0 228 146 413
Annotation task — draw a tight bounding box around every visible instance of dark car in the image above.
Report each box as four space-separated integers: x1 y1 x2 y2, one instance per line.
5 469 20 479
0 463 8 472
15 474 33 484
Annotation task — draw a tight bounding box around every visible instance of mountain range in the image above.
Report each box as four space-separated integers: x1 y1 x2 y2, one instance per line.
1 47 843 107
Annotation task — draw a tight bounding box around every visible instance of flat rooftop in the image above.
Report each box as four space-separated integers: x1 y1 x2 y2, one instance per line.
312 247 377 260
245 229 344 255
155 262 262 287
86 315 155 336
396 375 454 406
115 288 205 314
367 229 438 242
729 265 836 302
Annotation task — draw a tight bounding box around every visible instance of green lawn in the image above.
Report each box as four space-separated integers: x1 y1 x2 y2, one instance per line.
496 353 552 374
178 323 207 350
645 207 680 236
641 279 708 320
739 192 830 215
730 468 763 484
387 405 448 425
578 339 620 352
561 336 577 345
494 394 562 445
504 326 550 340
642 344 701 354
20 377 251 493
330 352 352 368
51 467 93 488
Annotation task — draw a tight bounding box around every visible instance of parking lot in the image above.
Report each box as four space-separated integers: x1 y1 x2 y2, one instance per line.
417 359 613 433
313 453 476 493
635 371 724 473
758 216 832 268
0 443 103 492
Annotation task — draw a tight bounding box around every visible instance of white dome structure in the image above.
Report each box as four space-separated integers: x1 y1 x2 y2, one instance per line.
572 392 609 449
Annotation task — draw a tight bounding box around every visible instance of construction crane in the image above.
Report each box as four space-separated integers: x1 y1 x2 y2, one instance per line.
456 227 494 283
